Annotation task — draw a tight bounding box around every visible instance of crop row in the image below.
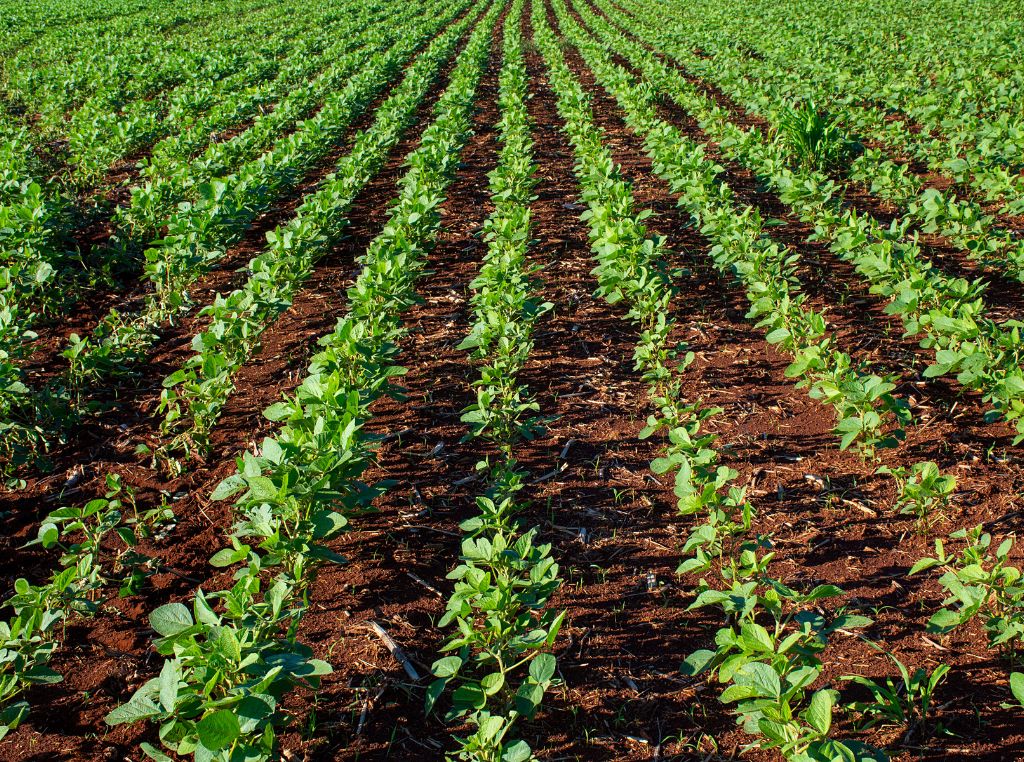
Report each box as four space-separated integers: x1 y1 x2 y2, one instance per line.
535 3 884 757
0 0 471 476
428 3 564 758
585 0 1024 445
0 0 501 756
610 0 1024 284
550 3 984 758
155 0 483 463
623 0 1024 218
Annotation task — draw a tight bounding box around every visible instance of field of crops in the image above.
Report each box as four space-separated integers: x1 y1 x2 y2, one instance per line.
2 0 1024 759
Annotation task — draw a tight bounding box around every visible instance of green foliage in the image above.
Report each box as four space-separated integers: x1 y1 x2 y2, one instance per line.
776 100 859 173
843 652 949 739
910 526 1024 652
429 7 564 758
155 2 485 462
105 591 330 762
682 568 878 760
877 460 956 526
0 474 171 735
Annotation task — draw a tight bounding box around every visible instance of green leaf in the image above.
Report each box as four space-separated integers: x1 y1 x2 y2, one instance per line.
162 369 189 388
502 740 532 762
481 672 505 695
514 682 544 717
196 709 240 751
105 696 161 726
803 688 833 734
245 476 278 501
908 557 940 576
209 546 248 567
310 510 348 540
210 475 245 502
927 608 962 633
158 660 179 712
529 653 556 683
680 649 716 676
743 621 774 652
832 614 873 631
150 604 192 636
432 656 463 678
758 718 789 744
301 659 333 677
23 665 62 684
1011 673 1024 706
424 678 446 715
923 362 954 378
0 701 28 736
140 743 174 762
452 683 486 711
803 584 844 601
36 523 59 548
263 402 293 421
235 695 274 733
739 662 781 698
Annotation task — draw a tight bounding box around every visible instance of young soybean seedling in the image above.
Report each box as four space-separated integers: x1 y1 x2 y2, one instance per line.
878 461 956 530
909 526 1024 652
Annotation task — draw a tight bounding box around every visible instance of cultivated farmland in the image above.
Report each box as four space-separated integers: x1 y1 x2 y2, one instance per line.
2 0 1024 759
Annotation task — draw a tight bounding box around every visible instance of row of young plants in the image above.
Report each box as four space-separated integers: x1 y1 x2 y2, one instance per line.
583 0 1024 446
0 122 77 475
0 4 404 475
101 5 502 759
4 3 326 201
555 5 978 756
0 120 75 316
18 1 427 359
572 0 967 504
427 4 563 758
120 8 452 317
558 0 911 462
536 6 888 757
0 475 175 739
533 0 736 583
83 1 459 320
0 0 176 55
0 0 474 478
603 0 1024 285
619 0 1024 219
534 1 789 723
543 0 773 604
118 0 421 242
909 526 1024 715
4 0 288 143
154 0 487 464
1 4 356 320
65 14 296 186
0 5 346 285
566 0 961 569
